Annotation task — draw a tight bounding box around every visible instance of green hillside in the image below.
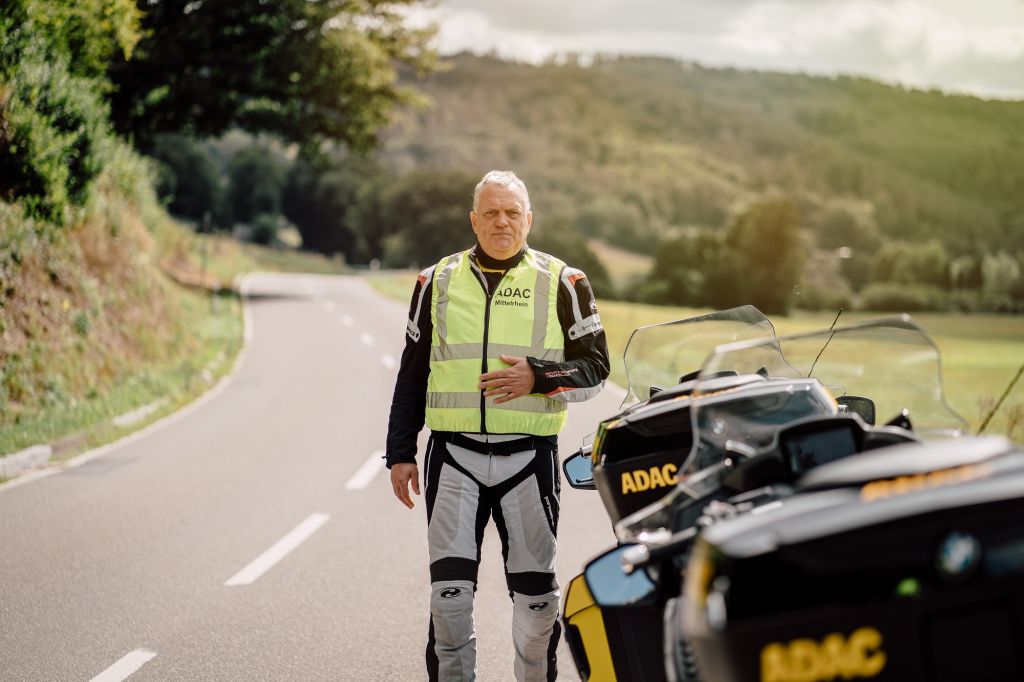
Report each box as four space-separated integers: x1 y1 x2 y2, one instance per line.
382 54 1024 256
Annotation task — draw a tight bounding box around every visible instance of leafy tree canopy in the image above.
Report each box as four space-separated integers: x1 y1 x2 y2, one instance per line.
226 145 287 225
107 0 437 151
2 0 141 81
149 134 223 222
724 196 806 314
377 169 478 268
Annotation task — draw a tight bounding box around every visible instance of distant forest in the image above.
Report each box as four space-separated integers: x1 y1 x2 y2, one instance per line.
152 53 1024 313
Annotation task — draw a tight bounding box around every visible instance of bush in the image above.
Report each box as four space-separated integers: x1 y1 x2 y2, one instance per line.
250 213 278 246
226 145 288 226
793 247 854 311
148 134 223 223
858 283 950 312
0 54 114 222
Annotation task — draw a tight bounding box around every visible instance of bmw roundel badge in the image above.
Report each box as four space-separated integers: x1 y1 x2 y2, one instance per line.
936 531 981 580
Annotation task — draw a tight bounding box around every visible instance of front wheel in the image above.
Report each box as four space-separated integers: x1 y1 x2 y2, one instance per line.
663 597 701 682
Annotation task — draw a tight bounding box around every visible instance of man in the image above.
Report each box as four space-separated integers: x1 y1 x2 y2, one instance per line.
386 170 610 681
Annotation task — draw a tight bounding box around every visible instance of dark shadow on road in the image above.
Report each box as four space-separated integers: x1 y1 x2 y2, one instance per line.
242 291 311 304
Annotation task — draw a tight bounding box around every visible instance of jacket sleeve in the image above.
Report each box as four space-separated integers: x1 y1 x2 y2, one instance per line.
528 267 610 402
385 267 434 468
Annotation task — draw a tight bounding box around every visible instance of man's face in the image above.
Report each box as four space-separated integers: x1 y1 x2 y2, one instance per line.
470 183 532 260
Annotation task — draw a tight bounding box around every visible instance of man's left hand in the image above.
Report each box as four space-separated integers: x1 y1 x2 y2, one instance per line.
480 355 535 403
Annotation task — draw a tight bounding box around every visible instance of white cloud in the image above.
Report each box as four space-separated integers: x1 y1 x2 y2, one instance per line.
406 0 1024 98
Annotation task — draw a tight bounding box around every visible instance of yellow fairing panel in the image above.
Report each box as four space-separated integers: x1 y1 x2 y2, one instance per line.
564 574 617 681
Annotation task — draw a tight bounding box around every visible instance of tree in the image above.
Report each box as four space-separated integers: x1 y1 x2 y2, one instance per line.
149 134 222 222
644 230 721 306
870 239 951 289
377 170 479 268
106 0 437 151
1 0 140 221
724 196 805 314
226 145 288 225
2 0 141 82
528 217 614 300
282 154 382 257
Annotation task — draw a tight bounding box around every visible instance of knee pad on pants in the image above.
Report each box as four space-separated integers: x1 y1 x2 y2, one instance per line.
430 580 476 646
511 588 560 640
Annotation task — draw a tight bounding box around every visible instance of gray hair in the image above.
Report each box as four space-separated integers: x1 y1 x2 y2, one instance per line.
473 170 531 212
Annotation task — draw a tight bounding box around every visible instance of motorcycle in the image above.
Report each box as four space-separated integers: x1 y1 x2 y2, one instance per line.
563 313 972 682
673 325 1024 682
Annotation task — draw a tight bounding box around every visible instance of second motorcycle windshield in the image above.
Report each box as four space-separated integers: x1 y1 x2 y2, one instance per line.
621 305 779 407
691 315 968 441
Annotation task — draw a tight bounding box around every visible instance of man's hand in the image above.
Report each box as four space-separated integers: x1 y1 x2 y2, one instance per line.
480 354 535 404
390 463 420 509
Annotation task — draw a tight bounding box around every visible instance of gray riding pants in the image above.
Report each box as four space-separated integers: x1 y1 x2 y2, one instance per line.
424 432 561 682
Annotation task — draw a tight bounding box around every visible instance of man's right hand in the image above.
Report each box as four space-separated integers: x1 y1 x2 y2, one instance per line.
390 463 421 509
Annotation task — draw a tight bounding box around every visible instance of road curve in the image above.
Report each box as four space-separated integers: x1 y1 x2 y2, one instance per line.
0 273 623 681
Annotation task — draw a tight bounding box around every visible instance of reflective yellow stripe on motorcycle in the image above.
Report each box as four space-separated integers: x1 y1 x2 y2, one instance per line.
564 574 617 682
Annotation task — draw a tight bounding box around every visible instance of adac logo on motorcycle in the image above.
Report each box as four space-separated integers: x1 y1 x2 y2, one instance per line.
760 626 886 682
621 462 679 494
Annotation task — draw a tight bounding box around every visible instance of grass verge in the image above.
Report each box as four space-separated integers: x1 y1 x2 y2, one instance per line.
1 219 348 463
0 288 241 459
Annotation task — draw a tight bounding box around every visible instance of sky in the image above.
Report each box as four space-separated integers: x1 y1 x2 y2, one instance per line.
405 0 1024 100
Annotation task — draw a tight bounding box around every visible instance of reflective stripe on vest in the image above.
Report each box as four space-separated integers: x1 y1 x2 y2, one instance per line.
426 248 568 435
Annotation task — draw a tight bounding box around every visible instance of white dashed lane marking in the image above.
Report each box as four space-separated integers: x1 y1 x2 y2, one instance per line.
225 513 331 587
346 451 386 490
90 650 157 682
381 354 397 370
360 333 375 347
340 315 354 328
323 301 336 312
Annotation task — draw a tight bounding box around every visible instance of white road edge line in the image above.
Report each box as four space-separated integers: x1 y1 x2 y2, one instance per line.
346 450 386 490
90 649 157 682
225 513 330 587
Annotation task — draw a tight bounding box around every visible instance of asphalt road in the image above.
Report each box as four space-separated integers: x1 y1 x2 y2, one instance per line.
0 272 625 681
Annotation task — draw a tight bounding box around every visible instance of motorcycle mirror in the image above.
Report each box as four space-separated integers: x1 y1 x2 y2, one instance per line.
837 395 876 426
563 451 597 490
583 544 657 608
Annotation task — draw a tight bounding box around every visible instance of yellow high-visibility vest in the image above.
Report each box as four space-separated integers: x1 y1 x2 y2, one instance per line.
425 247 568 435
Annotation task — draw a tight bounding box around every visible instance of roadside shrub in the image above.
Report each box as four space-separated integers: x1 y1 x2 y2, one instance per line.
0 54 114 222
226 146 288 226
148 134 223 223
793 283 853 312
250 213 279 246
794 247 854 312
858 283 950 312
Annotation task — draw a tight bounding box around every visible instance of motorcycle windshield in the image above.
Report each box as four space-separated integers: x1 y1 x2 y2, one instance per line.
689 315 968 465
614 315 967 544
620 305 779 408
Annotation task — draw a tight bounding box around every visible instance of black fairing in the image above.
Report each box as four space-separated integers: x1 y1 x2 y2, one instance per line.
684 440 1024 682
